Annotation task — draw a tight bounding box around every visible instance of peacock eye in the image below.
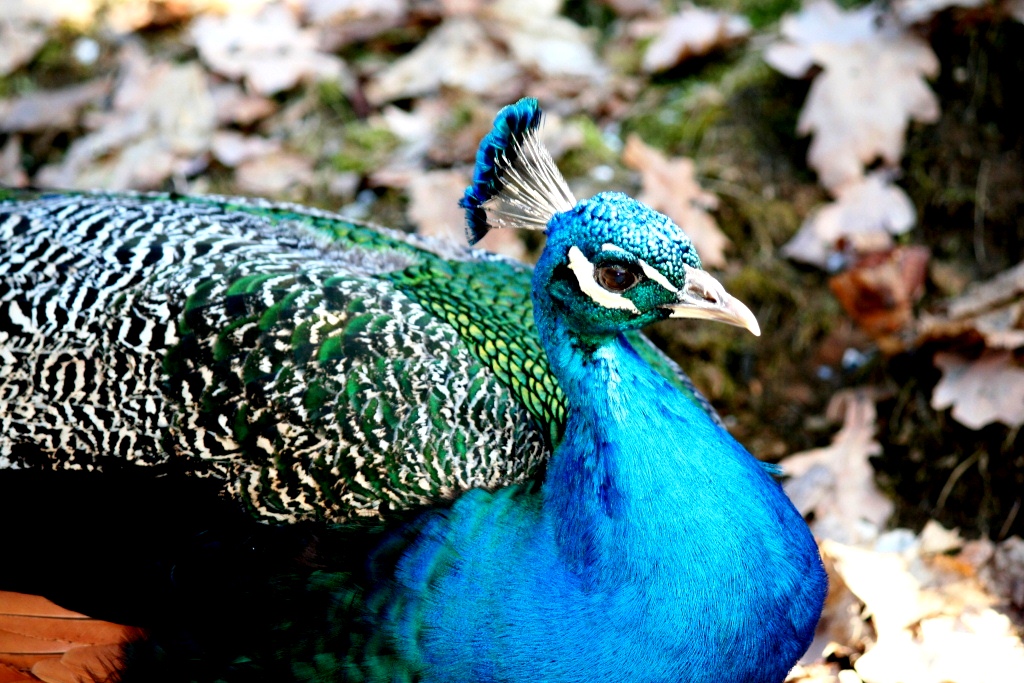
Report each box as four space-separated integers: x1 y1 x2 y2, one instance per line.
596 264 640 293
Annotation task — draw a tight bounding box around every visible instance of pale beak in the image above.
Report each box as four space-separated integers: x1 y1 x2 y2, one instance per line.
662 265 761 336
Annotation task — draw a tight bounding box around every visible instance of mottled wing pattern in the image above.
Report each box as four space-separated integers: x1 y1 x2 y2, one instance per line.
0 193 547 521
0 192 717 522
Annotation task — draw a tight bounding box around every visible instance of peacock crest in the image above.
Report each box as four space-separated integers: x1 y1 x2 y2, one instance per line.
460 98 576 243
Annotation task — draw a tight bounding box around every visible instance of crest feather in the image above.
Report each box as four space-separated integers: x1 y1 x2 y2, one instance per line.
460 98 576 245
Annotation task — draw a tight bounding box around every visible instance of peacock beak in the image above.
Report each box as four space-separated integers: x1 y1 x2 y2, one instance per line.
663 266 761 337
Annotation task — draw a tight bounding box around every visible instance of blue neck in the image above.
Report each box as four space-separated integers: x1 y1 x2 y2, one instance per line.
532 275 770 588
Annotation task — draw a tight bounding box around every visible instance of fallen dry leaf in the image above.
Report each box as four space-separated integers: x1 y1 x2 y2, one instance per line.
782 172 916 269
780 390 893 545
365 18 521 105
380 100 446 148
799 42 939 191
932 350 1024 429
0 79 111 133
814 526 1024 683
892 0 986 25
763 0 882 78
191 3 349 96
0 19 47 77
822 535 1024 683
0 136 27 187
44 136 179 190
35 46 216 190
301 0 408 50
621 134 728 268
0 0 99 25
918 519 965 556
235 150 315 196
102 0 225 33
1012 0 1024 22
765 0 939 192
641 5 751 73
917 260 1024 350
367 0 606 105
438 0 488 14
211 131 282 167
406 168 526 259
946 259 1024 321
407 168 470 241
823 539 939 646
377 99 453 174
800 544 872 670
957 538 997 576
784 662 842 682
486 0 608 81
210 82 278 126
828 245 929 344
983 536 1024 611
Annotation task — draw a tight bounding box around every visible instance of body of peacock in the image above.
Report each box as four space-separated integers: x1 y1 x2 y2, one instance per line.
0 192 713 523
0 99 826 682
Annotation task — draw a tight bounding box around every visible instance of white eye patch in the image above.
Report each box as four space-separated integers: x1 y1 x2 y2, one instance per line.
567 246 639 313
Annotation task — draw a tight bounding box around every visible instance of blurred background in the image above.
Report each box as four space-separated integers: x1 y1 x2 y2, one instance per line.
1 0 1023 679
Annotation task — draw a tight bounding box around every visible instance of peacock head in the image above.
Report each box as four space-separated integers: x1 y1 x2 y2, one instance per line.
461 98 760 340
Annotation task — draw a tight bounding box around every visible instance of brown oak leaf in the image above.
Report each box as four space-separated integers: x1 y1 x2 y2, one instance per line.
191 4 348 96
780 390 893 545
829 245 930 344
641 4 751 73
765 0 939 192
917 260 1024 350
932 350 1024 429
782 172 916 269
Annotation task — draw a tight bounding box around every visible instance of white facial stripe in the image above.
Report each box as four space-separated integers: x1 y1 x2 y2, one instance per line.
567 246 639 313
601 243 678 294
637 258 678 293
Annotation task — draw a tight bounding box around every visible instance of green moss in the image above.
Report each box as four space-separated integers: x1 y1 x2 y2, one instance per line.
445 100 476 130
0 75 22 99
33 37 75 71
316 80 356 120
623 52 777 156
696 0 801 28
25 26 105 87
557 117 617 179
700 0 872 27
623 85 722 154
562 0 618 31
329 123 400 175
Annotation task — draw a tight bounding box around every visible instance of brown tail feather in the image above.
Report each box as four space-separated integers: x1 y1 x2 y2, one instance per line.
0 591 139 683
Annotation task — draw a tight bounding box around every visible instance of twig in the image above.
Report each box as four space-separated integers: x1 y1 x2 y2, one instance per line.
935 450 980 513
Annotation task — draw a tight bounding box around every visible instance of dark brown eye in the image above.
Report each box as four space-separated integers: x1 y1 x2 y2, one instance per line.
596 264 639 292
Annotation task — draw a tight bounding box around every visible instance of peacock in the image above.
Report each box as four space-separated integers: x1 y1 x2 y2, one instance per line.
0 99 827 682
